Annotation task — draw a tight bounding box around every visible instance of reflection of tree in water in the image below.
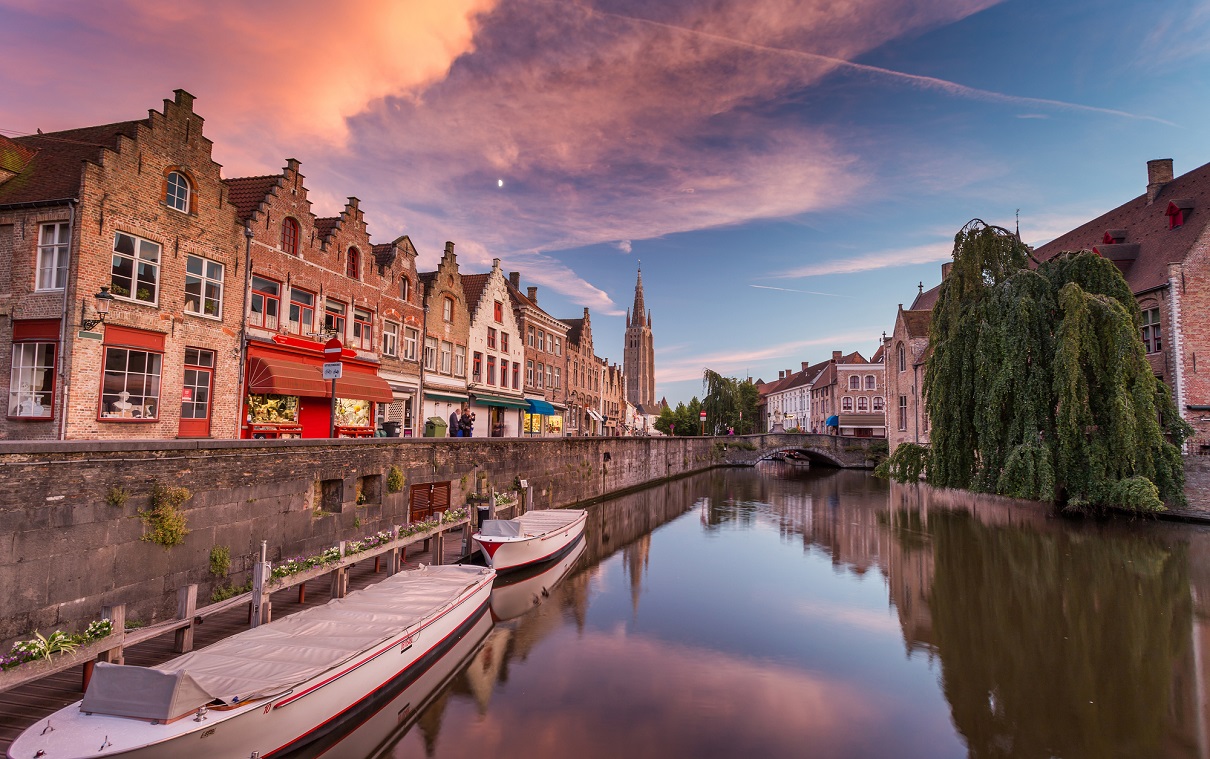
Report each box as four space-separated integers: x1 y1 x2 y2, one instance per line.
928 511 1192 758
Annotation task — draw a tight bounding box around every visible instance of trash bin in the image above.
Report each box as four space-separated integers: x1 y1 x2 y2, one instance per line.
477 506 490 526
382 421 401 437
424 416 448 438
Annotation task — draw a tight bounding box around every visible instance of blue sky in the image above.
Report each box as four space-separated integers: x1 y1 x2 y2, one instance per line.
3 0 1209 404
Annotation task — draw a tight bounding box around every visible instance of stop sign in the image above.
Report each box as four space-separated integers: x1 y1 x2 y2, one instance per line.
324 337 343 357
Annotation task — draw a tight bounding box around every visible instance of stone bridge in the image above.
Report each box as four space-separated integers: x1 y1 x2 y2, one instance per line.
717 433 886 468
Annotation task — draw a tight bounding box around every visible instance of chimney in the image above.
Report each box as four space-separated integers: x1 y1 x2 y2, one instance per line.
492 258 501 270
941 262 953 280
509 271 521 289
527 286 538 303
172 89 195 111
832 350 842 362
801 361 810 372
285 158 300 173
1147 159 1174 205
443 241 456 262
778 371 785 380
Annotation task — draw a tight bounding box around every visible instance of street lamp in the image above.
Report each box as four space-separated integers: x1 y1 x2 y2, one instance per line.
80 287 114 331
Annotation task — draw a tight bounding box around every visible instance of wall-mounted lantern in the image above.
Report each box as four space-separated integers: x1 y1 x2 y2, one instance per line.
80 286 115 331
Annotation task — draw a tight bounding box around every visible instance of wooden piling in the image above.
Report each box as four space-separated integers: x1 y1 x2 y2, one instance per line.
173 584 197 653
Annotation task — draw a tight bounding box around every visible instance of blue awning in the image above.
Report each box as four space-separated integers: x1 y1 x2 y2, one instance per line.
825 415 839 427
526 398 556 415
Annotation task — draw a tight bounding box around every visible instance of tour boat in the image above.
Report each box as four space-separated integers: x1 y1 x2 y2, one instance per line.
473 509 588 572
8 564 495 759
489 536 586 622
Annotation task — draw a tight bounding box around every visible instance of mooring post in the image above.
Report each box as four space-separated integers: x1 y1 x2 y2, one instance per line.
525 485 534 514
387 525 401 575
432 527 445 566
488 488 497 520
173 584 197 653
250 540 270 628
86 602 126 690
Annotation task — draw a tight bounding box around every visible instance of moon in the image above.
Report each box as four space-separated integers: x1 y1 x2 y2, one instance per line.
497 179 504 188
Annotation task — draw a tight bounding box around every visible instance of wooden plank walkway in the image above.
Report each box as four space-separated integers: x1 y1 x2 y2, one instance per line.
0 535 469 753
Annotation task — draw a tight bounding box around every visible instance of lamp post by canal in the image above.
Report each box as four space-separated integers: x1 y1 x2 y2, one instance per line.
323 338 343 438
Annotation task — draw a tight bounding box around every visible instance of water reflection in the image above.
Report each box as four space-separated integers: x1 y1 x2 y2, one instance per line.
382 466 1210 757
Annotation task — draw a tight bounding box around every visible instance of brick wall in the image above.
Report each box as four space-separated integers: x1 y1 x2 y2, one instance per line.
1176 226 1210 448
0 435 721 644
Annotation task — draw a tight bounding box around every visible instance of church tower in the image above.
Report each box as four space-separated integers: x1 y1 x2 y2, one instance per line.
624 264 656 409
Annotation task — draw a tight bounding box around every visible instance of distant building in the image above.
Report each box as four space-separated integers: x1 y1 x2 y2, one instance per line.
418 243 471 434
885 307 932 454
460 260 528 437
506 272 569 437
624 265 656 411
810 350 886 437
563 308 601 435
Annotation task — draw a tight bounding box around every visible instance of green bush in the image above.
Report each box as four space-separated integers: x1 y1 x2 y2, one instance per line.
209 545 231 577
140 481 191 548
386 466 405 493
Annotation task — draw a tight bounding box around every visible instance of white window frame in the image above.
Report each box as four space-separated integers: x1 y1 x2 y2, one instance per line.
424 337 438 371
353 308 373 350
111 231 161 305
383 321 399 357
101 346 163 420
403 327 419 361
527 360 534 386
440 341 452 374
9 342 55 418
36 222 70 291
454 345 467 377
185 255 224 319
166 171 191 213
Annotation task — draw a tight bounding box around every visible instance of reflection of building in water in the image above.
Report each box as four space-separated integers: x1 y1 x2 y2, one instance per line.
624 534 651 613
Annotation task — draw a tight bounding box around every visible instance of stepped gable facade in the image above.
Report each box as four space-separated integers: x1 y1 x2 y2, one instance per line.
0 90 245 440
418 242 471 433
223 159 419 438
460 260 527 437
564 308 601 435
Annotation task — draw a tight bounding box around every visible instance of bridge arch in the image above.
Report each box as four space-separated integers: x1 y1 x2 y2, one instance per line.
755 447 845 468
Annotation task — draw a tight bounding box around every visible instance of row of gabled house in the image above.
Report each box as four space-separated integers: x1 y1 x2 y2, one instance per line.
0 90 637 441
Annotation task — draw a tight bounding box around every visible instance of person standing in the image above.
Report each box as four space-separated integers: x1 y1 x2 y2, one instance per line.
450 406 462 437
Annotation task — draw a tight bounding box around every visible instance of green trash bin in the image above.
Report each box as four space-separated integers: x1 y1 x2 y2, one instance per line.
424 416 448 437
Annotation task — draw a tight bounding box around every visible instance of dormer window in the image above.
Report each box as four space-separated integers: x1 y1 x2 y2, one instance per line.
347 247 360 279
1102 229 1126 244
1167 199 1193 229
166 171 191 213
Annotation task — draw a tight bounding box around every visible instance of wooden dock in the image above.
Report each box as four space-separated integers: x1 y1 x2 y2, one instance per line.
0 532 468 753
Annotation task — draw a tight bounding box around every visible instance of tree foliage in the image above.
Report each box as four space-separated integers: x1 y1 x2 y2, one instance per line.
919 219 1190 512
654 397 704 436
701 369 761 435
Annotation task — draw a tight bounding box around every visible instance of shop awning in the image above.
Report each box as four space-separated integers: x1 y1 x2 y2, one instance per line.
838 413 886 427
586 409 604 422
525 398 556 415
424 391 468 402
330 371 395 403
472 393 529 410
247 356 327 398
825 415 839 427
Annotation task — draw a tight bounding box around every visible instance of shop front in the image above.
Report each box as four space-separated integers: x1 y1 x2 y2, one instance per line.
523 398 564 437
469 392 528 437
243 338 393 439
376 375 418 437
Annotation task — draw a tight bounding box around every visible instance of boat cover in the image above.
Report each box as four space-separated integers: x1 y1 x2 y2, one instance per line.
480 519 522 538
514 509 585 536
79 565 492 721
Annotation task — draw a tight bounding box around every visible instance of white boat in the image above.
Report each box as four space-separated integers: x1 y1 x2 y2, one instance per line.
489 537 586 622
8 564 495 759
473 509 587 572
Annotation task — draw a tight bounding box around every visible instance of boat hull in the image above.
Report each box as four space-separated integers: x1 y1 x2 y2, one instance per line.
474 510 587 573
8 567 494 759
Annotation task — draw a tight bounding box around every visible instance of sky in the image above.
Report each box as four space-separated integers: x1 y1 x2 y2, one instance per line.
3 0 1209 405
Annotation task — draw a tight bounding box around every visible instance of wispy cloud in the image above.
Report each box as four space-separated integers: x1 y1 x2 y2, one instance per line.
748 284 853 298
657 329 881 383
770 242 954 279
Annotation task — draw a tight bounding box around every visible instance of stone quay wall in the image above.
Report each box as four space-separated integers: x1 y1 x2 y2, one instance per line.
0 436 721 644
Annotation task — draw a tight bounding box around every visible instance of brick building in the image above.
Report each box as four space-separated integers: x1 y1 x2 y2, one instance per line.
223 160 417 439
885 307 932 454
563 308 601 435
809 350 886 437
602 360 625 435
507 272 569 437
0 90 244 440
910 157 1210 451
460 260 527 437
418 243 471 434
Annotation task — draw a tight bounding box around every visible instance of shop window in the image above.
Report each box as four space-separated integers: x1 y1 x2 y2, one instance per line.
9 342 55 418
247 394 299 424
101 347 162 419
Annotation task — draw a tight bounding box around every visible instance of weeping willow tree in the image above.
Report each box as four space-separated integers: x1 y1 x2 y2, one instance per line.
701 369 759 434
920 219 1190 512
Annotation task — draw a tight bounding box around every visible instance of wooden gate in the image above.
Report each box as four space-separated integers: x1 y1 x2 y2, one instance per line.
409 481 450 522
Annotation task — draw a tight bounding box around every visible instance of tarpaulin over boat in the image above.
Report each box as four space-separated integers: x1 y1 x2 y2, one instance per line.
81 565 492 719
81 664 215 722
480 520 522 538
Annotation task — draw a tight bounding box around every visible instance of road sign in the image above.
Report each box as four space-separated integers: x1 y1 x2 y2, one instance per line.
699 411 706 420
322 362 343 379
324 337 343 357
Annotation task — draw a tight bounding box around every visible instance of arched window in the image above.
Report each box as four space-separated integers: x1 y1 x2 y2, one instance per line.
857 396 869 411
346 248 360 280
281 218 299 256
873 396 885 411
865 375 876 390
842 396 854 411
848 375 860 390
897 343 906 372
443 297 454 322
400 277 410 301
166 171 191 213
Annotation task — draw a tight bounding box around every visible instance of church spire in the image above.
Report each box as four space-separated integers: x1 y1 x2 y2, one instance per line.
631 263 647 327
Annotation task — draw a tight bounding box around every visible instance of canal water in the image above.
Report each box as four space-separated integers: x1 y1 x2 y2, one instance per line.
355 465 1210 758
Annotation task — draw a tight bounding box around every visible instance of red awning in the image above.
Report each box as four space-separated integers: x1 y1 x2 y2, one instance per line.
332 370 395 403
246 356 328 398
